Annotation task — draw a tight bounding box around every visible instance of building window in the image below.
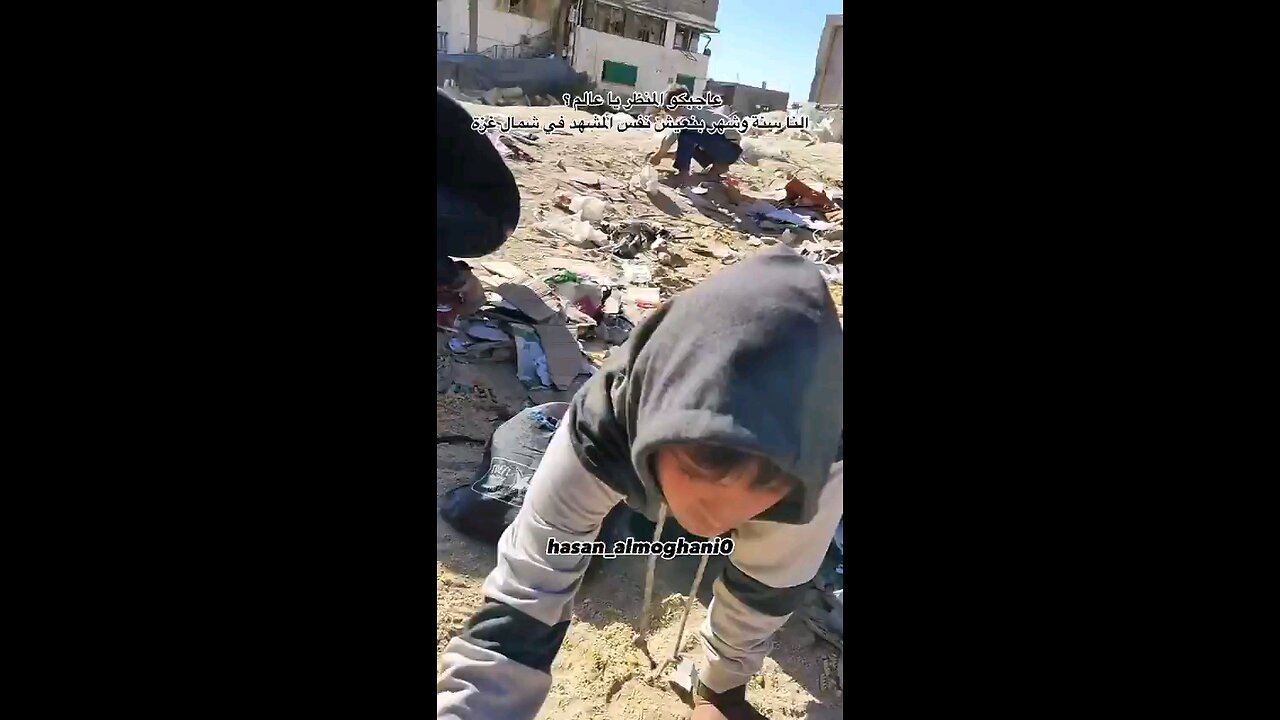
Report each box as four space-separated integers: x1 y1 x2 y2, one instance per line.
602 60 638 86
625 12 667 46
582 1 626 38
498 0 535 18
675 74 696 92
674 24 702 52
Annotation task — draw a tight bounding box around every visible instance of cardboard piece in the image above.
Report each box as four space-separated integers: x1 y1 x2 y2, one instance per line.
534 322 585 389
496 283 557 323
481 261 531 283
463 322 511 343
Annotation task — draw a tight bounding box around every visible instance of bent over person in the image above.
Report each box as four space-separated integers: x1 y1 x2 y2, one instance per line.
437 87 521 328
437 246 844 720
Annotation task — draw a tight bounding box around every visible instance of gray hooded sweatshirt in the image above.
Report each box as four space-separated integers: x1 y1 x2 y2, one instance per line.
437 247 844 719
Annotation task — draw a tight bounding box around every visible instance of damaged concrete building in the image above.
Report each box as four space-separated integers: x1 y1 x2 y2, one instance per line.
437 1 720 96
436 0 560 56
567 1 719 96
808 13 843 105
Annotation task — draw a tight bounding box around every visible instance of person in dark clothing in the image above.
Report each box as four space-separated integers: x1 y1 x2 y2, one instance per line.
649 83 744 184
437 88 521 327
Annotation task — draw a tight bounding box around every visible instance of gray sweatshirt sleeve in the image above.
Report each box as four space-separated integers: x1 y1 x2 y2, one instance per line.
697 460 844 693
437 418 624 720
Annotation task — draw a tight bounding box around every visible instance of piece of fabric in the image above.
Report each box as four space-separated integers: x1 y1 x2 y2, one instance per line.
437 88 520 285
674 130 744 172
567 245 844 526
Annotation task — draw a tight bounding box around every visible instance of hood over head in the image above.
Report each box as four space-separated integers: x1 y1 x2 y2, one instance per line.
569 246 843 525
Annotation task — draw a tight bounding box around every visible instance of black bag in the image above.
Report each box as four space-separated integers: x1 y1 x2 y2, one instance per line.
439 403 635 584
440 403 568 545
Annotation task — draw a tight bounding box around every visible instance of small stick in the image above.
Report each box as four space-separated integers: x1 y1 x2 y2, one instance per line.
670 553 710 662
636 503 668 638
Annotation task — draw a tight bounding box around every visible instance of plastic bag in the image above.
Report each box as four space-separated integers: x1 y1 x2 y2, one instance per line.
569 219 607 248
633 165 660 194
440 404 632 585
440 404 568 544
568 195 607 222
534 216 605 247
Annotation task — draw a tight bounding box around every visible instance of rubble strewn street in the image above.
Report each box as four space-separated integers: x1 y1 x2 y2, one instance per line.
438 99 844 412
437 99 845 720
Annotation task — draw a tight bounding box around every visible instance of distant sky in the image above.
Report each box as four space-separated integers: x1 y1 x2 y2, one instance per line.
706 0 842 102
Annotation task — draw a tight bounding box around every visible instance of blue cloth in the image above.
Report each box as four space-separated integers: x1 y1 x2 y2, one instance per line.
673 130 743 173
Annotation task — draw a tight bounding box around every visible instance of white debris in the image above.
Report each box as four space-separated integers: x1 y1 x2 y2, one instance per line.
486 129 511 158
568 195 607 221
633 165 660 194
570 219 607 248
533 216 604 247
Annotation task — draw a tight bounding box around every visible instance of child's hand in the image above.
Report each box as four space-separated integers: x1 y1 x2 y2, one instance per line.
455 268 486 317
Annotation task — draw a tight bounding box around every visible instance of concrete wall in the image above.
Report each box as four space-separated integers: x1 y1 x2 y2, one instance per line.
437 54 586 96
572 23 708 96
437 0 554 55
808 14 843 105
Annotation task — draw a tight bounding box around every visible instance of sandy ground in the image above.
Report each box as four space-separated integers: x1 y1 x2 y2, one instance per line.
437 101 844 719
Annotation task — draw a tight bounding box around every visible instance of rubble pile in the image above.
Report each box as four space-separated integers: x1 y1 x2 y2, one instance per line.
744 103 844 145
438 100 844 409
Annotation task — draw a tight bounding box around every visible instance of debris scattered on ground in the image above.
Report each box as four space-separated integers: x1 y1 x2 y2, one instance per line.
534 321 585 389
437 97 845 720
622 286 661 324
441 102 841 412
486 128 511 158
496 282 558 322
603 218 667 258
632 165 661 194
785 177 834 208
510 322 551 387
568 195 607 221
498 134 539 162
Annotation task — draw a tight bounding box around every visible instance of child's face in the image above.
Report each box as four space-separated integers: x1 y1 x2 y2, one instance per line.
655 447 791 538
